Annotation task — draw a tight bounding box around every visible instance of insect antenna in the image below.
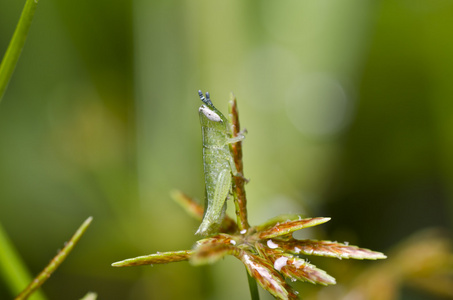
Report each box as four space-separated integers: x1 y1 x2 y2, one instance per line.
198 90 213 107
205 92 213 106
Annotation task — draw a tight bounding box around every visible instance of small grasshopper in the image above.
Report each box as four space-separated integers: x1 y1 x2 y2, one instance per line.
196 90 244 236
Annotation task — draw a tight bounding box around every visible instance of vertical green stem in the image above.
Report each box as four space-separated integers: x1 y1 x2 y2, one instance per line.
246 269 260 300
0 0 39 102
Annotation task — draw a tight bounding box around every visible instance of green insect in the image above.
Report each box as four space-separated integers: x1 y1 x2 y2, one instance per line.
196 90 244 236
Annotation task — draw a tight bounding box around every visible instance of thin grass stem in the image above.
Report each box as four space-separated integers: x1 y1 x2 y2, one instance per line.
0 0 39 102
15 217 93 300
246 269 260 300
0 222 46 300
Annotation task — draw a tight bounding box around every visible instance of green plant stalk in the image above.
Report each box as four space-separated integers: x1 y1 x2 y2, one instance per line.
15 217 93 300
0 0 39 102
228 94 258 299
0 222 46 300
228 93 250 231
246 270 260 300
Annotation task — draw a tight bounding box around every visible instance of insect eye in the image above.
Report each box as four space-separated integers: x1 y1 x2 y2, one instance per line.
200 106 222 123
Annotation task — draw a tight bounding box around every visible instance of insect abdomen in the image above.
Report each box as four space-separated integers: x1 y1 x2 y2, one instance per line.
196 146 231 235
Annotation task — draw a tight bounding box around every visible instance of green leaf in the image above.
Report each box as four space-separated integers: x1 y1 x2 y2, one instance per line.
0 0 39 101
257 217 331 239
0 222 47 300
112 250 194 267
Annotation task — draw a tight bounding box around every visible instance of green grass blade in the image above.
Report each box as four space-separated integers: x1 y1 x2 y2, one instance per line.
0 222 46 300
0 0 39 102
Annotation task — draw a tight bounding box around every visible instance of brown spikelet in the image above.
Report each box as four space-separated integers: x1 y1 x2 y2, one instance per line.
256 242 336 286
282 239 387 260
257 217 331 239
236 250 299 300
191 243 240 265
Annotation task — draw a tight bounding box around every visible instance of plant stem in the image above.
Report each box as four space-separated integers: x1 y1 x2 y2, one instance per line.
15 217 93 300
0 222 46 300
228 93 250 231
246 269 260 300
229 95 256 298
0 0 39 102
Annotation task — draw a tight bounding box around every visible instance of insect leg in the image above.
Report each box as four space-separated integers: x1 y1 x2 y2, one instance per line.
196 168 232 236
226 144 250 183
227 135 245 144
226 128 246 144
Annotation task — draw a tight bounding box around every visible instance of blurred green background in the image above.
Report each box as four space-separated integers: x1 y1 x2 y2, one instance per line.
1 0 452 299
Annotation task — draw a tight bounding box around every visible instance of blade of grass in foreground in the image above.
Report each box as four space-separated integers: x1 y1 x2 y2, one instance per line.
0 222 46 300
15 217 93 300
0 0 39 102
